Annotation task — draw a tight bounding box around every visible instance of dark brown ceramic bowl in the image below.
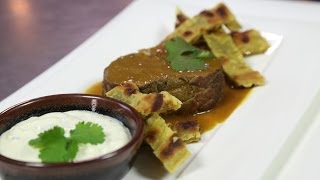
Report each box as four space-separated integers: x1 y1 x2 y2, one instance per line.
0 94 144 180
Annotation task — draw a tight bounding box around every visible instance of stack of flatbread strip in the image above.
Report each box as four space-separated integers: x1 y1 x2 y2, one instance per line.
170 3 270 87
106 82 191 172
144 113 190 173
167 3 241 43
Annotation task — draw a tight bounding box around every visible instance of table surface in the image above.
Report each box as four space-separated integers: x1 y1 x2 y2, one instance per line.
0 0 132 101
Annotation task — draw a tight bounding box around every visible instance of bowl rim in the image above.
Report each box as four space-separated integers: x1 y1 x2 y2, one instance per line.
0 93 144 168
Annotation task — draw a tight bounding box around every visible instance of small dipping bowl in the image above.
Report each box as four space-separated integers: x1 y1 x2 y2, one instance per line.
0 94 144 180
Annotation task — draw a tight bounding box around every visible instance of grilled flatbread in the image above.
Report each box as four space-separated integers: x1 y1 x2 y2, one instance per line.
231 29 270 56
105 82 182 116
204 32 265 87
169 120 201 143
106 83 190 172
167 3 241 43
175 7 189 28
172 4 268 87
144 113 191 172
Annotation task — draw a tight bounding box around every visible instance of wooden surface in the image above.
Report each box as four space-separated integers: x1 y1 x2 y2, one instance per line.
0 0 132 101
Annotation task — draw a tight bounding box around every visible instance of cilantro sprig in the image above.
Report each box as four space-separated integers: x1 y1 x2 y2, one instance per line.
164 37 214 71
29 121 105 163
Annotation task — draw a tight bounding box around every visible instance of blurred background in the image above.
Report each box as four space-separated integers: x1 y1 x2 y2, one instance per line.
0 0 132 101
0 0 318 101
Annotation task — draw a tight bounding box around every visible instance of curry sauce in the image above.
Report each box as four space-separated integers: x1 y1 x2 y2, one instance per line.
104 48 222 87
85 82 251 133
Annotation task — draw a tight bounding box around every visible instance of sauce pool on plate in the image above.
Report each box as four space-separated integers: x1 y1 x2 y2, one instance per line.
86 82 251 133
165 85 251 133
0 110 131 162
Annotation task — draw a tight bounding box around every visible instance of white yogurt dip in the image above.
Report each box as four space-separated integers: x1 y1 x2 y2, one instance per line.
0 110 131 162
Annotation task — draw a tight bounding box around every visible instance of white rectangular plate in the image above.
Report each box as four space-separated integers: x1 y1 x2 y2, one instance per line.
1 0 320 179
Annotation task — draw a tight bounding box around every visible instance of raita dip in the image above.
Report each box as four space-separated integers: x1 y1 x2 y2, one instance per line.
0 110 131 162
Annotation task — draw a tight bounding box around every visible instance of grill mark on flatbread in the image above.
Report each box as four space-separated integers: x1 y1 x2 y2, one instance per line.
144 128 159 144
160 135 185 159
121 82 138 96
106 82 182 116
151 93 164 112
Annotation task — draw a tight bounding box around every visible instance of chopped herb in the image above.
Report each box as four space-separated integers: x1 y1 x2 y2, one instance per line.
29 121 105 163
164 37 214 71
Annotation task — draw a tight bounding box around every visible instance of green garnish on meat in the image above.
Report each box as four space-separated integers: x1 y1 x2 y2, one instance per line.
164 37 214 71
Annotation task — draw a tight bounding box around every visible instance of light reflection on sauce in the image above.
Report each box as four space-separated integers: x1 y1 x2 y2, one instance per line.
85 82 251 133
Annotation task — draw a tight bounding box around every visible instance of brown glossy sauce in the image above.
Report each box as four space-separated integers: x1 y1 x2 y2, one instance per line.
85 82 251 133
85 82 103 95
165 85 251 133
104 48 223 86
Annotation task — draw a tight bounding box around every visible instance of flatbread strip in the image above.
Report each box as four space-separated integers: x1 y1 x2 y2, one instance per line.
174 9 269 57
167 3 241 43
169 120 201 143
145 113 191 173
106 83 201 144
175 7 189 28
106 83 190 172
173 6 267 87
204 32 265 87
231 29 270 56
105 82 182 117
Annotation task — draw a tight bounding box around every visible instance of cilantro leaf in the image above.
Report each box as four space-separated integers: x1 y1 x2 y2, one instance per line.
29 121 105 163
70 121 105 144
165 37 198 63
29 126 68 163
64 140 79 161
164 37 214 71
29 126 66 149
39 138 68 163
